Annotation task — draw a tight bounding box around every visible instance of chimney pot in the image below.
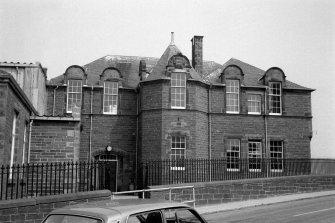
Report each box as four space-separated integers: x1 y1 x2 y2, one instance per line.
170 32 175 45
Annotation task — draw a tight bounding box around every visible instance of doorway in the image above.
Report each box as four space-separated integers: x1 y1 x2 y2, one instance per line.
95 154 118 192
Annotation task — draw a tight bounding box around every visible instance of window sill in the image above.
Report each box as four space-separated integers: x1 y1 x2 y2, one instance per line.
227 168 240 172
103 112 117 115
170 167 185 171
249 169 261 172
269 113 282 116
226 112 239 114
171 107 186 110
248 112 261 115
270 169 283 173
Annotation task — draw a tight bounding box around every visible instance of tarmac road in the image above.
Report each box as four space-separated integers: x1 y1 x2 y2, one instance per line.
203 195 335 223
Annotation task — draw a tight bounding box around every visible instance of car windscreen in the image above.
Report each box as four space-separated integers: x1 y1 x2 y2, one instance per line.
43 214 103 223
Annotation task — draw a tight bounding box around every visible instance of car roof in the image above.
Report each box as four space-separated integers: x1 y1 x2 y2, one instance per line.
47 199 191 222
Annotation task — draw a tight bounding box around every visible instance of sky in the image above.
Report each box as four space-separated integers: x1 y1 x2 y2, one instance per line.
1 0 334 158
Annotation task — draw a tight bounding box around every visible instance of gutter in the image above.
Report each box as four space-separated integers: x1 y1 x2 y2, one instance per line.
135 87 139 189
89 86 94 161
208 84 212 181
27 119 33 163
264 87 269 177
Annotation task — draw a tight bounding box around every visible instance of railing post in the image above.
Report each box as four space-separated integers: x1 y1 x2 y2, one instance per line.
169 188 172 201
192 187 196 208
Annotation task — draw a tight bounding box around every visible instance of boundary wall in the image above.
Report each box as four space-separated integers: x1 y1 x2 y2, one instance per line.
0 190 111 223
149 175 335 206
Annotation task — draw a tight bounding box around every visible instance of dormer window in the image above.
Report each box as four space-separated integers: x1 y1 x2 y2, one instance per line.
171 73 186 109
64 65 86 114
226 79 240 113
103 81 118 115
269 82 282 115
66 80 82 113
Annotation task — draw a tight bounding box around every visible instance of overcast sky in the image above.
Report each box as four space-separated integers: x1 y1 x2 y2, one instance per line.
1 0 334 158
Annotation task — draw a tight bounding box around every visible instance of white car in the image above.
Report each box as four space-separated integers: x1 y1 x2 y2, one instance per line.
42 199 208 223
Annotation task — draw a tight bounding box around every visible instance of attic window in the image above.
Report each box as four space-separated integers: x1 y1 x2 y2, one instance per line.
66 80 82 113
226 79 240 113
171 73 186 109
269 82 282 115
103 81 118 115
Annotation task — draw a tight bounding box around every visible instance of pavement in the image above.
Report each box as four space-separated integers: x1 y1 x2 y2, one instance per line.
196 190 335 215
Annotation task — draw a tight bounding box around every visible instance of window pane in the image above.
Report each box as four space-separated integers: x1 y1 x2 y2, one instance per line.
270 141 283 171
129 211 163 223
176 209 203 223
248 141 262 171
67 80 82 113
103 81 118 114
171 73 186 108
269 82 281 114
248 94 261 114
226 80 239 113
171 136 186 168
227 139 240 170
44 214 102 223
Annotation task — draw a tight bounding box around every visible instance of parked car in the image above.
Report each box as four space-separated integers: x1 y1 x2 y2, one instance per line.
42 198 207 223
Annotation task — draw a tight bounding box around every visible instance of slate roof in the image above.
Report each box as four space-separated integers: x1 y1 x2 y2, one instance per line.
207 58 313 90
145 44 205 82
48 50 312 91
48 54 222 88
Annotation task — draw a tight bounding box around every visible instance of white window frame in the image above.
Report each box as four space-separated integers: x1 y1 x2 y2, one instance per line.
171 73 186 109
103 81 118 115
269 82 282 115
270 140 283 172
248 94 261 115
66 80 82 113
226 139 240 171
170 136 186 170
248 141 262 172
226 79 240 114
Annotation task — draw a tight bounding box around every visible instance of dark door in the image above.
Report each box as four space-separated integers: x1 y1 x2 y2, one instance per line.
96 155 118 192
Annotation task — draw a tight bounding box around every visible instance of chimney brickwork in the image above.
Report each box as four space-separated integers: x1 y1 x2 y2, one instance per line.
191 36 204 75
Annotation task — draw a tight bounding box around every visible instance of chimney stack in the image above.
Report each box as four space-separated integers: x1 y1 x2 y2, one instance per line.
139 60 147 81
191 36 204 75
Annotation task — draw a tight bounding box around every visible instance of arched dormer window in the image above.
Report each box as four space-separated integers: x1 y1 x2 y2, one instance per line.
262 67 286 115
168 54 191 109
64 65 86 113
221 65 244 114
100 68 122 115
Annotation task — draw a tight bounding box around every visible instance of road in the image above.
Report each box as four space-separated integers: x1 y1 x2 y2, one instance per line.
203 195 335 223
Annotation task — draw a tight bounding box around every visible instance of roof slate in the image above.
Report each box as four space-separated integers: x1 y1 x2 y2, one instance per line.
207 58 312 90
48 53 312 90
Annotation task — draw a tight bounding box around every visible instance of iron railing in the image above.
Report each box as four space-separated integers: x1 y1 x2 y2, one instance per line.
2 159 335 201
141 158 335 186
0 161 116 200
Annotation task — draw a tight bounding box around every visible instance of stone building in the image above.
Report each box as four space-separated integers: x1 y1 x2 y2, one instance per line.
0 34 314 191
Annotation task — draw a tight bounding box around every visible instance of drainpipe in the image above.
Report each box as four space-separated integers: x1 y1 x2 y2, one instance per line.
89 86 94 161
208 84 212 181
135 88 139 189
264 87 269 177
27 119 33 163
53 85 59 116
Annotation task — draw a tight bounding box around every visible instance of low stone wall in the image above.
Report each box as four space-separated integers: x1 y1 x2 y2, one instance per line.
149 175 335 206
0 190 111 223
